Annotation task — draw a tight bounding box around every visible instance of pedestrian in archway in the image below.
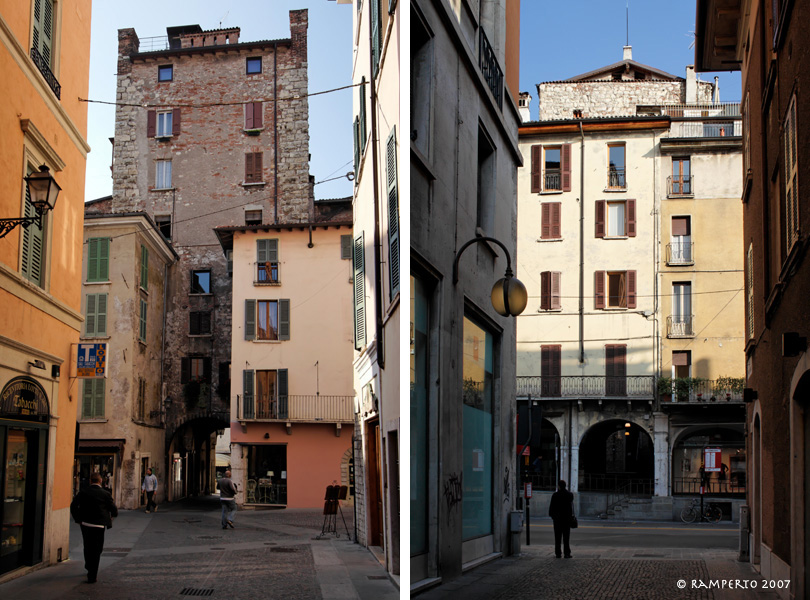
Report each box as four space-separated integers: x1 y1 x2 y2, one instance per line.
218 469 238 529
70 472 118 583
142 467 158 513
549 479 574 558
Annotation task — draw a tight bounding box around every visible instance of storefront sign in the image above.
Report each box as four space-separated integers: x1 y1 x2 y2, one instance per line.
0 377 49 422
74 343 107 378
704 447 722 472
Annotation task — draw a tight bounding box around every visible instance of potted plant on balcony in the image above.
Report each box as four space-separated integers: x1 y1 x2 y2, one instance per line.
715 376 745 401
657 377 673 402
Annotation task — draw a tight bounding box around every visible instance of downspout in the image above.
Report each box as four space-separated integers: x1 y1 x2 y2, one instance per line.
368 28 384 370
578 121 585 364
273 42 279 224
160 260 170 501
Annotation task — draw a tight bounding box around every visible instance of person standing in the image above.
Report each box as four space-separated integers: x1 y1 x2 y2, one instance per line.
142 467 158 513
548 479 574 558
218 469 238 529
70 472 118 583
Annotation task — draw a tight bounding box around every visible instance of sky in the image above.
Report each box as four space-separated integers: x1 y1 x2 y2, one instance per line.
84 0 354 203
519 1 742 121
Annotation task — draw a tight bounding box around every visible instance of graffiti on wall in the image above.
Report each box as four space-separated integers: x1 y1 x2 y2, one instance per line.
443 472 463 525
503 466 511 503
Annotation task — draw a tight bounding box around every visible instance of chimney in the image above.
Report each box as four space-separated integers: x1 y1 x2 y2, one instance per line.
623 46 632 61
713 76 720 103
117 28 139 76
685 65 697 103
518 92 532 123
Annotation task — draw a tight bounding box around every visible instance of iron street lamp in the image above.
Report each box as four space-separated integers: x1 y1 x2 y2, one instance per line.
453 236 528 317
0 165 61 239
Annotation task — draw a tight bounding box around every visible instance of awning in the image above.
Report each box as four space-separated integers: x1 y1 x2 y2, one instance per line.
216 453 231 467
76 439 125 454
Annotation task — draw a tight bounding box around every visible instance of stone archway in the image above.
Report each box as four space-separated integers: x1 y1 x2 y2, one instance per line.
579 419 654 493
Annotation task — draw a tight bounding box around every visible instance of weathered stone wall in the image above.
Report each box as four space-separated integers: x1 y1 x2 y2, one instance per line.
111 13 312 451
538 80 714 120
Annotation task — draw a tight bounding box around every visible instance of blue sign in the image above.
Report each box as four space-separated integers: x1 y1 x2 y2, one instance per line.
76 343 106 378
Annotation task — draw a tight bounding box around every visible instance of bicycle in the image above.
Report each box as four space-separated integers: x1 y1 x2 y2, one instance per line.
680 498 722 523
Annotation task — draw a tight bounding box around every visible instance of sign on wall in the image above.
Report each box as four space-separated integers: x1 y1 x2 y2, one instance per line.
704 447 722 472
73 343 107 378
0 376 49 422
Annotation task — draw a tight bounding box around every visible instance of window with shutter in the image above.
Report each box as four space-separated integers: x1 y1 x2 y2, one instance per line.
531 145 541 193
543 146 562 191
245 152 263 183
746 244 754 339
353 234 366 350
243 369 255 419
551 272 561 309
607 271 627 308
257 300 279 340
595 200 606 238
541 345 561 397
139 299 147 342
140 245 149 290
278 369 289 419
353 117 361 180
278 299 290 340
190 311 212 335
32 0 54 68
785 94 799 253
540 271 562 310
85 293 108 337
87 237 110 282
360 78 367 153
245 102 263 130
594 271 605 309
386 128 400 298
541 202 561 239
82 379 106 419
245 299 256 340
21 180 45 287
371 0 382 78
605 344 627 395
256 239 279 283
156 110 173 137
561 144 572 192
341 234 352 259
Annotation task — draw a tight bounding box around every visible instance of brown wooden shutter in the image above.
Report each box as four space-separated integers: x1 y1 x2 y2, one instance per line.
595 270 605 309
147 110 156 137
561 143 572 191
254 152 263 181
605 345 615 377
551 203 561 238
626 199 636 237
595 200 605 238
531 145 541 193
672 351 689 366
172 108 181 136
540 271 550 309
672 216 688 236
541 203 551 239
245 153 254 181
550 346 561 377
254 102 263 128
245 103 254 129
541 346 550 376
551 272 561 309
627 270 637 308
615 345 627 376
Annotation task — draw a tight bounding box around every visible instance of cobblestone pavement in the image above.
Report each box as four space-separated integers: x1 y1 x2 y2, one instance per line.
417 545 782 600
0 498 396 600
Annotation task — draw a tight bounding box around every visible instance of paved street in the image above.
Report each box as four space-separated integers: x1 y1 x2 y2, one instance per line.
0 497 398 600
417 518 781 600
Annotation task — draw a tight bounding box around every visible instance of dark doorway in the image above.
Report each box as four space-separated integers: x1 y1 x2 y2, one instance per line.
579 420 653 493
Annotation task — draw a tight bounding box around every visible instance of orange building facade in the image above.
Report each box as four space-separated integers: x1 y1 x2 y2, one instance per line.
0 0 91 580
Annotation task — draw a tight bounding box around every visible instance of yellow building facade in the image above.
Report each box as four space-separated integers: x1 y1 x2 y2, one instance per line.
0 0 91 580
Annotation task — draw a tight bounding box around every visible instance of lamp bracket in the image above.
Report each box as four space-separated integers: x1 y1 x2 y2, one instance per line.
452 236 513 284
0 214 44 239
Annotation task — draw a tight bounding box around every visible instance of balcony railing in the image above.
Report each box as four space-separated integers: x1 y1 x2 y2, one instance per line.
137 36 170 52
666 242 694 265
516 375 655 399
667 315 694 338
607 168 626 189
254 262 280 285
668 120 742 138
667 175 694 197
30 46 60 99
672 477 745 496
659 378 745 403
544 170 562 191
238 394 353 422
479 29 503 109
648 102 741 118
579 474 654 495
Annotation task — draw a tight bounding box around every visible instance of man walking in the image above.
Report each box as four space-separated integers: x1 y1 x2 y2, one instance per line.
142 467 158 513
70 472 118 583
548 479 575 558
218 469 237 529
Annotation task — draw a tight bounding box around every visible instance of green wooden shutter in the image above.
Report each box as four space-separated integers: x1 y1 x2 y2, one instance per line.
140 245 149 290
371 0 381 78
278 299 290 340
340 234 352 259
21 195 44 287
33 0 54 67
82 379 93 418
88 238 99 281
93 379 105 418
245 299 256 340
277 369 288 419
243 369 254 419
85 293 107 337
386 128 400 298
353 234 366 350
139 299 147 341
267 239 278 262
85 294 96 336
359 77 367 153
353 117 360 179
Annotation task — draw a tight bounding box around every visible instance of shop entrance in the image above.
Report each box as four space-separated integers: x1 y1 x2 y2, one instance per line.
245 445 287 505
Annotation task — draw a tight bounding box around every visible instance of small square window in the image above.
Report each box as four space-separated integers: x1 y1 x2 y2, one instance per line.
245 210 262 226
246 57 262 74
191 270 211 294
158 65 173 82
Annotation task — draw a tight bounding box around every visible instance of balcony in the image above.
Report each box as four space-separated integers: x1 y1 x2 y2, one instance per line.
516 375 655 399
667 315 694 338
666 242 694 265
238 395 353 422
478 29 503 109
668 120 742 139
30 47 60 99
658 377 745 403
638 102 741 118
607 168 626 189
667 175 694 198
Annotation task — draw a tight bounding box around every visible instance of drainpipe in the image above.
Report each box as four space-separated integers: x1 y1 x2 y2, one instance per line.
578 121 585 364
160 261 170 500
368 26 384 370
273 42 279 224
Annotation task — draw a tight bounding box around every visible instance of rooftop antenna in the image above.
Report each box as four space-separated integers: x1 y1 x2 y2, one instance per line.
219 11 229 28
626 1 629 47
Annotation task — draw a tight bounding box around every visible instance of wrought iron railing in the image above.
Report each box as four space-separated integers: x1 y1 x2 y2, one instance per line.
667 315 694 338
30 46 60 99
650 102 741 118
666 242 694 265
672 477 745 496
544 170 562 191
579 474 653 495
254 262 279 285
238 394 353 422
479 29 503 109
659 378 745 403
138 36 170 52
667 175 694 197
607 168 626 189
516 375 655 399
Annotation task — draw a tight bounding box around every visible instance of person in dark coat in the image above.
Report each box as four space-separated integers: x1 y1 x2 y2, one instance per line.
548 479 574 558
70 472 118 583
217 470 238 529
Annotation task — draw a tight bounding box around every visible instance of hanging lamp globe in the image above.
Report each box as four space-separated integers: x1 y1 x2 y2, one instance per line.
491 274 528 317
